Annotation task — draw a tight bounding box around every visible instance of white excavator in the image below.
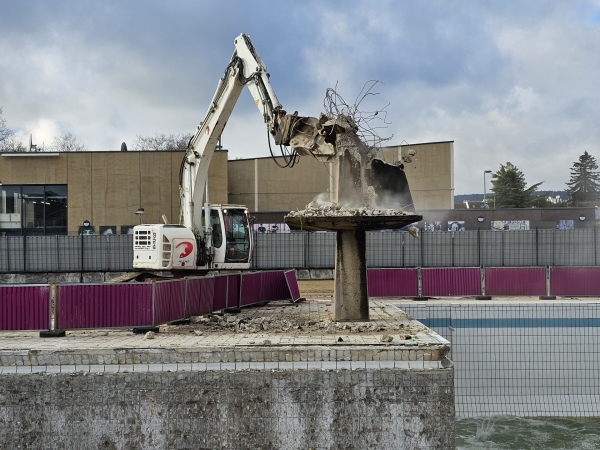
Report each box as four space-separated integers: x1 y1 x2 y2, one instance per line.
133 34 414 271
133 34 300 271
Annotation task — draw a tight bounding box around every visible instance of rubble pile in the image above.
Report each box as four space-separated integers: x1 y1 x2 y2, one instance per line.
286 201 409 219
185 312 424 337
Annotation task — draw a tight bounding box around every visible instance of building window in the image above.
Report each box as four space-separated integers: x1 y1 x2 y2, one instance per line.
0 185 67 236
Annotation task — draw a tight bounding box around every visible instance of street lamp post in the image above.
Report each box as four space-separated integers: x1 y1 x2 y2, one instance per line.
484 170 492 209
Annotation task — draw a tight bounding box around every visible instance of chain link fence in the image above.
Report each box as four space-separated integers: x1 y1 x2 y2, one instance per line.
398 301 600 418
0 229 598 272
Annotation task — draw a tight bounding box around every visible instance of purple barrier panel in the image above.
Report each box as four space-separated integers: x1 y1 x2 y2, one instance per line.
261 271 292 302
201 277 215 311
227 274 241 309
452 268 481 296
0 285 50 331
57 284 152 329
551 267 600 296
422 268 452 297
486 267 546 296
284 270 301 302
240 272 263 307
185 277 215 316
422 268 481 297
367 269 418 297
153 279 186 325
212 275 228 311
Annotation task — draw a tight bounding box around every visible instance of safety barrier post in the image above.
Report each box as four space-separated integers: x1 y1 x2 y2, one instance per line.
540 265 556 300
476 267 491 300
40 283 65 338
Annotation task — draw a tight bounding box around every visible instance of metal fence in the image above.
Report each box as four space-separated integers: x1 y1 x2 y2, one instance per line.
1 229 599 273
0 234 133 272
397 301 600 418
255 229 600 269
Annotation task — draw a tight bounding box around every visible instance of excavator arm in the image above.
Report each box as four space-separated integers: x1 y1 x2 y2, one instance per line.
181 33 414 240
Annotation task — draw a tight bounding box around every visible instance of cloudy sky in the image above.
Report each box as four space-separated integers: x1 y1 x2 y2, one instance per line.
1 1 600 194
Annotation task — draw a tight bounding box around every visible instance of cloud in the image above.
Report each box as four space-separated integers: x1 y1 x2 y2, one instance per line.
1 1 600 194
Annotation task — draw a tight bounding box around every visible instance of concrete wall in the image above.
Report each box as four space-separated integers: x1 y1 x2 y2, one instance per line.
228 141 454 213
0 368 454 449
228 156 331 212
0 151 229 235
382 141 454 211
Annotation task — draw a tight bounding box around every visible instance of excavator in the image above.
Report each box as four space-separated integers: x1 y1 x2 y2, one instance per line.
133 34 413 271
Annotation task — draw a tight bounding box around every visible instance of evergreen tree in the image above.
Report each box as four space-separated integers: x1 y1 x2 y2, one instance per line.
566 151 600 204
491 162 544 208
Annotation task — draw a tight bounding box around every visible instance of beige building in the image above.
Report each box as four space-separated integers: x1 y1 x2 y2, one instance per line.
0 150 228 236
0 141 453 236
229 141 454 212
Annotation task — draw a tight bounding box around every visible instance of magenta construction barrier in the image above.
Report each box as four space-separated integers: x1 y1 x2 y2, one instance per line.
211 273 242 311
284 270 302 302
262 271 295 302
367 268 418 297
551 267 600 296
422 268 481 297
240 272 263 306
212 275 229 311
57 283 152 329
185 277 215 316
0 285 51 331
153 279 186 325
485 267 546 296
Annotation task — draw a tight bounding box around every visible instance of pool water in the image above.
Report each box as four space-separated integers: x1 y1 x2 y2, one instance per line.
456 416 600 449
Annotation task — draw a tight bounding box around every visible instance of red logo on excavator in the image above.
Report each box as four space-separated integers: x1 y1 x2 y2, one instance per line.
176 241 194 258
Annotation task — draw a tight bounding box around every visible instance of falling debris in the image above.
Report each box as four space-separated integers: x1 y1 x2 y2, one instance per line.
282 82 414 212
408 226 419 239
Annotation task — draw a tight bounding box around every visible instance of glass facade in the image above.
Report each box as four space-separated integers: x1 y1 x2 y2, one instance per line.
0 185 67 236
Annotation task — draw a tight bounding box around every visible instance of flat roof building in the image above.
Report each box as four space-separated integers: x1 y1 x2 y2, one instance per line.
0 141 454 236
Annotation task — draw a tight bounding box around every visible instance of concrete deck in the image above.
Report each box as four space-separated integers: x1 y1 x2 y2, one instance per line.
0 299 450 373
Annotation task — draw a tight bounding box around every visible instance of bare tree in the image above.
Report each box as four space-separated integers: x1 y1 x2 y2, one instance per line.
50 133 87 152
0 107 15 148
132 133 192 151
1 135 27 152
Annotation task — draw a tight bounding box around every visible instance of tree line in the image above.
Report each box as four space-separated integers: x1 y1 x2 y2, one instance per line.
0 107 190 153
0 107 87 152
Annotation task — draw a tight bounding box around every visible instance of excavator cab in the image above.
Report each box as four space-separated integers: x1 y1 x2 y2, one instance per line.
223 208 252 262
200 205 253 269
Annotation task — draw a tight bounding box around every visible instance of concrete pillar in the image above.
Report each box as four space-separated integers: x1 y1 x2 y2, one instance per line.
334 230 369 321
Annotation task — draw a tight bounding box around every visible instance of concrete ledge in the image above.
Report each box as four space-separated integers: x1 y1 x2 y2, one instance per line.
0 344 450 367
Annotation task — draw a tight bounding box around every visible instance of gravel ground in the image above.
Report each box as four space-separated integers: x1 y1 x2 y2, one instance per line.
298 279 334 297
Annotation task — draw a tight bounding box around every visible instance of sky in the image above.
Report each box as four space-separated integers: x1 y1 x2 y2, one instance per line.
1 1 600 195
